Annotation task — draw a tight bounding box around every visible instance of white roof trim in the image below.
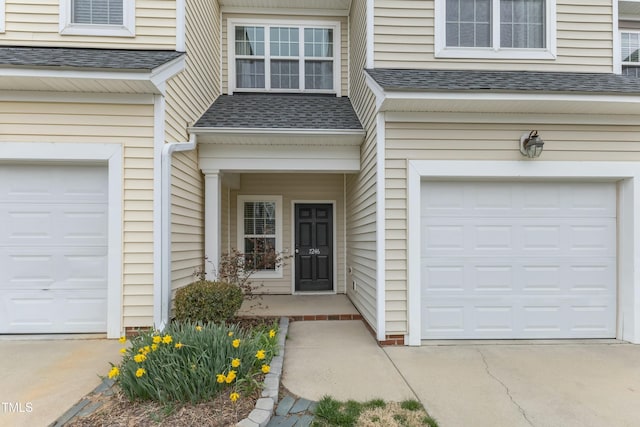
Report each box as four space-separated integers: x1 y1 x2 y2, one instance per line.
191 128 364 146
189 127 364 136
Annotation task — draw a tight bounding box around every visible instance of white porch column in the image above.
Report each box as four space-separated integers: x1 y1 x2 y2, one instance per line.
204 170 222 280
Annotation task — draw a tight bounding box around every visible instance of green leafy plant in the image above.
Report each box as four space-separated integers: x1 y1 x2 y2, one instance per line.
173 280 243 323
111 321 278 403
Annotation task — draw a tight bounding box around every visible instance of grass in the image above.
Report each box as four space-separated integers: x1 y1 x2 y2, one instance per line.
312 396 439 427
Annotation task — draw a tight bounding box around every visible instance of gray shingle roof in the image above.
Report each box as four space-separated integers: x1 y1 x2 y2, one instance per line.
365 68 640 94
0 46 183 70
194 94 363 130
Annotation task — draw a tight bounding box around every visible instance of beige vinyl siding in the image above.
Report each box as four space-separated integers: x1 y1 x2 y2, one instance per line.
383 117 640 335
164 0 220 292
221 173 347 295
346 0 379 333
221 13 348 95
1 0 176 49
0 100 155 328
374 0 614 72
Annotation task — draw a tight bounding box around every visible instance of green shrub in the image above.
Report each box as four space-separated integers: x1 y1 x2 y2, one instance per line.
173 280 243 323
112 321 279 403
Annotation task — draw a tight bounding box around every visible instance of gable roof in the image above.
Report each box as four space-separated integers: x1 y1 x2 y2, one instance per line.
0 46 183 71
194 94 363 130
365 69 640 94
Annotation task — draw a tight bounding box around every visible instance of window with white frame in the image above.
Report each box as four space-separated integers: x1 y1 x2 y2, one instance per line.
237 196 282 277
60 0 134 36
622 32 640 65
231 21 338 93
436 0 555 59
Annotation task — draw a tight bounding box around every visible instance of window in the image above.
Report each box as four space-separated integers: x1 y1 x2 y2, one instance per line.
59 0 135 37
622 32 640 65
237 196 283 278
230 20 339 93
436 0 555 59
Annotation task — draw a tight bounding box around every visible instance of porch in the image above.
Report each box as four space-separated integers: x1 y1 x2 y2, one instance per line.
237 294 362 320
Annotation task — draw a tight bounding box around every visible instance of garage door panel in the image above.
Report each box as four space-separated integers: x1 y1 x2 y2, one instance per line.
1 290 107 333
421 182 616 218
0 164 108 204
423 218 616 257
421 181 617 340
0 205 107 246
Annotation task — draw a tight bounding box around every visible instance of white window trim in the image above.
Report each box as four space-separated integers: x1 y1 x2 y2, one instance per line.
434 0 556 60
237 195 283 279
0 0 5 33
59 0 135 37
228 18 341 96
621 30 640 66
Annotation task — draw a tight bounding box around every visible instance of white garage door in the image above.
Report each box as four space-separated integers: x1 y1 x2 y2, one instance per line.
0 164 108 333
421 181 616 339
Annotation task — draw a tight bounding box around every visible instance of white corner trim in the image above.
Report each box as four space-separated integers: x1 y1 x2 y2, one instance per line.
365 0 374 69
406 160 640 345
150 55 187 94
237 195 284 279
364 72 385 112
614 1 622 74
1 142 123 339
0 0 5 33
153 95 165 332
176 0 186 52
157 133 197 331
290 200 338 295
59 0 135 37
375 112 386 341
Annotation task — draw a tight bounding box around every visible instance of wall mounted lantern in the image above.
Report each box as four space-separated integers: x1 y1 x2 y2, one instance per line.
519 130 544 158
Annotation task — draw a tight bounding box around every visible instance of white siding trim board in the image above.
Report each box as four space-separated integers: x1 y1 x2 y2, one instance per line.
406 160 640 346
1 142 123 338
375 112 386 341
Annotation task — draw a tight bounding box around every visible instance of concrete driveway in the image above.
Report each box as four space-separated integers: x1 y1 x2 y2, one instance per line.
386 342 640 427
0 336 121 427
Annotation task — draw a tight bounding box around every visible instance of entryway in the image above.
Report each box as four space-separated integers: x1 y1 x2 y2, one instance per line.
294 203 334 292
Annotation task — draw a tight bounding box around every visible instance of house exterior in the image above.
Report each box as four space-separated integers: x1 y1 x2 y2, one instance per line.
2 0 640 346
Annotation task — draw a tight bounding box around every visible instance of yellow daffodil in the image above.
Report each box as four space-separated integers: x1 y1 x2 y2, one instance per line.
134 354 147 363
119 348 127 355
135 368 146 377
230 392 240 402
261 364 271 374
255 350 266 360
228 331 234 337
152 335 162 344
225 370 237 383
195 325 202 331
231 358 241 368
162 335 172 345
216 374 226 383
108 366 119 379
175 342 184 349
119 336 126 344
269 329 276 339
143 345 151 354
151 344 159 351
232 339 240 348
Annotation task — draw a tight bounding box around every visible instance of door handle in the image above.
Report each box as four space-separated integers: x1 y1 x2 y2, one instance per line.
295 248 299 254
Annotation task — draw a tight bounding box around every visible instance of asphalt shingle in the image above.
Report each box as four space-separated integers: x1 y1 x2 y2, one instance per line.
365 68 640 94
0 46 183 70
194 94 363 130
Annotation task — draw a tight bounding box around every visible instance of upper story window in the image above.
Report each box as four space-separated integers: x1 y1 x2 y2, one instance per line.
229 20 340 94
59 0 135 37
435 0 556 59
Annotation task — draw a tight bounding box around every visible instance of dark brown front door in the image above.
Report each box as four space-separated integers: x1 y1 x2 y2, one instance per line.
295 204 333 292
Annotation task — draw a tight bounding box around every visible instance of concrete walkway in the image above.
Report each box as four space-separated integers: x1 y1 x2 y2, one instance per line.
284 321 640 427
0 337 121 427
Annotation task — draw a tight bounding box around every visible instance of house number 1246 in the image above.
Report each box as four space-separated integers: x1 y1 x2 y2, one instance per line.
308 248 320 255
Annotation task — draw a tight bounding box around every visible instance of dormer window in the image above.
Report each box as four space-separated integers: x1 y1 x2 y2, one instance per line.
59 0 135 37
229 20 340 94
435 0 556 59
